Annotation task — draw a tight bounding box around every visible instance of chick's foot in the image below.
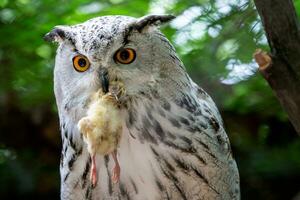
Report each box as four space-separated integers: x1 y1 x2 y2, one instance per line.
90 154 98 187
111 151 120 183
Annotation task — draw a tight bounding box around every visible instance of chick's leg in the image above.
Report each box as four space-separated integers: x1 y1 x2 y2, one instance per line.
90 154 98 187
111 150 120 183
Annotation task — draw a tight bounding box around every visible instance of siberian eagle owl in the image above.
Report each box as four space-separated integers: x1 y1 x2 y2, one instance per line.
45 14 240 200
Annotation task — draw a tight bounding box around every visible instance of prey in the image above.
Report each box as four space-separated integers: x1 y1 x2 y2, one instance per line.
78 81 125 186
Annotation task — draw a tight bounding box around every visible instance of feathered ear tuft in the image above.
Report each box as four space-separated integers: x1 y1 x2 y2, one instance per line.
124 14 175 44
133 14 175 32
43 26 71 43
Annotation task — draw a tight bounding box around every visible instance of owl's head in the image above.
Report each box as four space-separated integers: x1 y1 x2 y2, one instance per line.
45 15 187 118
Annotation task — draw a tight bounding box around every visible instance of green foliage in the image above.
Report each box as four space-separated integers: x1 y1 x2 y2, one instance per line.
1 0 300 199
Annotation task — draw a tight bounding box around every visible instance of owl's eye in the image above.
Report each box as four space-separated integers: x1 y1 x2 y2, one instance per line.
114 48 136 64
73 55 90 72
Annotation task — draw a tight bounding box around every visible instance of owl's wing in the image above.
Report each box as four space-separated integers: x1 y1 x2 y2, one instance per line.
123 82 240 199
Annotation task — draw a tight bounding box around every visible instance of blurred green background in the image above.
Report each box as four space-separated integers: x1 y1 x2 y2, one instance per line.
1 0 300 199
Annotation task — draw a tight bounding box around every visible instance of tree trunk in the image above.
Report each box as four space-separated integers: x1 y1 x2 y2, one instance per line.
253 0 300 134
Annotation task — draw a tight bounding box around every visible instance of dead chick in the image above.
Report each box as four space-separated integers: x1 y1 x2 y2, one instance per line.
78 81 125 186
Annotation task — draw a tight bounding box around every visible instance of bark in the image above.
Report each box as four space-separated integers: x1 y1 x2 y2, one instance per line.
254 0 300 134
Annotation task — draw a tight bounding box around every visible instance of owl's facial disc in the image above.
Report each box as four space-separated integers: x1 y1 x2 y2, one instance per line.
45 15 177 106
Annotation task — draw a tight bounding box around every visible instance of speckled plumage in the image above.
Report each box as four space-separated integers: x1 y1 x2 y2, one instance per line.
46 15 240 200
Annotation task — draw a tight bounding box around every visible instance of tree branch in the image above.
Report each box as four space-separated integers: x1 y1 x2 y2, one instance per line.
254 0 300 134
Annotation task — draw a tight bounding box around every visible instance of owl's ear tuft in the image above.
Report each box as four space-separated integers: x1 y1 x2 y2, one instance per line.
124 14 175 44
132 14 175 33
44 26 70 43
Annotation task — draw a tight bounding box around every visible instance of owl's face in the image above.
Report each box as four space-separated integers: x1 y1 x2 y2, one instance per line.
45 15 183 119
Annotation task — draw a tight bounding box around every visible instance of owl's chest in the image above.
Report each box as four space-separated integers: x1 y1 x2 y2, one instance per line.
62 97 239 200
89 115 158 196
87 98 168 198
90 102 204 200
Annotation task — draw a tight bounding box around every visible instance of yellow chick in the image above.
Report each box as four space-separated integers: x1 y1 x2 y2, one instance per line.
78 82 125 186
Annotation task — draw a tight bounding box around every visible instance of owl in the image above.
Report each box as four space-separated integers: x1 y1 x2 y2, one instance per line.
45 14 240 200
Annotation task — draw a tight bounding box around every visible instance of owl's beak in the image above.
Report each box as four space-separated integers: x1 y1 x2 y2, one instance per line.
99 68 109 94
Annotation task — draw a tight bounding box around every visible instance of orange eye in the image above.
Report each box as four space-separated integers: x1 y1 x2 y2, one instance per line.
114 48 136 64
73 55 90 72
